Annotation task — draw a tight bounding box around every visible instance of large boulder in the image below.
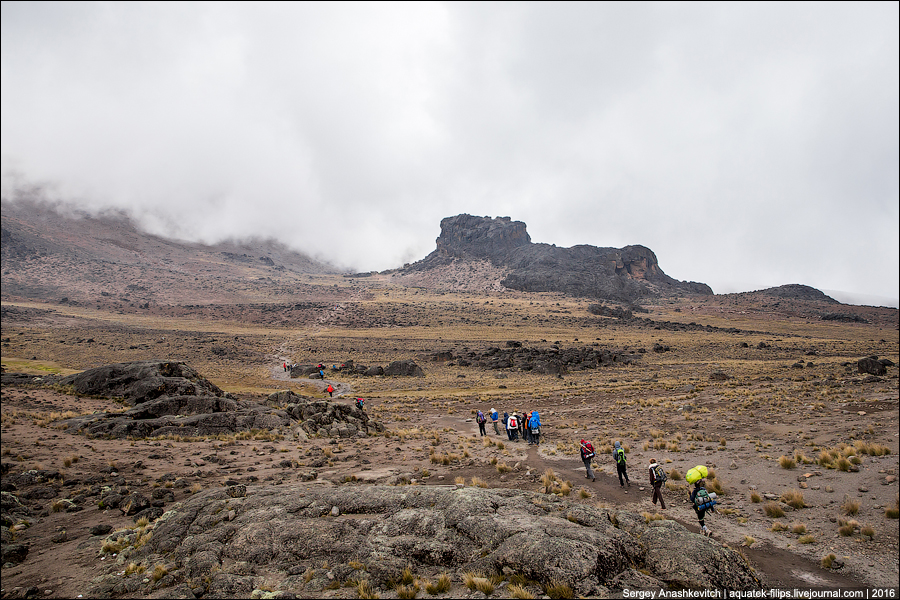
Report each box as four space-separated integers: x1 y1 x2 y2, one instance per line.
858 357 887 376
59 361 223 405
383 360 424 377
107 485 762 599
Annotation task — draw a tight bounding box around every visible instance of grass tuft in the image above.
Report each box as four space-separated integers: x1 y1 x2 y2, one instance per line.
425 574 451 595
780 489 806 509
544 579 574 599
841 498 860 515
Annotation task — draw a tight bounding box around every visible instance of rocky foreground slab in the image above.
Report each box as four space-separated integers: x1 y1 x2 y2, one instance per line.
89 484 762 598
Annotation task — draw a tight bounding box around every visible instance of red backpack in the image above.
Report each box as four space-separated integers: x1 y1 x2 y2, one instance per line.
581 441 595 459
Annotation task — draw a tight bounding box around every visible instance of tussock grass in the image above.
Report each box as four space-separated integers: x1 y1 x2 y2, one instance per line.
425 574 451 595
356 579 379 599
778 455 796 469
544 579 574 599
838 519 858 536
151 563 168 582
821 554 836 568
508 584 537 599
396 583 420 599
642 512 666 523
781 490 806 509
842 498 860 515
764 503 785 518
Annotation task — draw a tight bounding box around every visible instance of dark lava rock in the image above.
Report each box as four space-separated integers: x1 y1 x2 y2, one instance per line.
858 357 887 376
59 360 223 406
401 214 712 302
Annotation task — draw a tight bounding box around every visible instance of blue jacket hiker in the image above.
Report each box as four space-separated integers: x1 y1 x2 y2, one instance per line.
528 412 541 445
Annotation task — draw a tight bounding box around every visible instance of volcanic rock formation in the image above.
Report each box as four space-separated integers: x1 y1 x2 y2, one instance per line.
402 214 712 302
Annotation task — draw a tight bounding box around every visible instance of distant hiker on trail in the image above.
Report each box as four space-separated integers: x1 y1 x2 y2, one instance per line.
476 410 487 436
649 458 667 509
502 412 510 439
519 410 527 441
283 361 287 372
580 439 596 482
528 411 541 445
318 369 325 379
356 397 365 410
490 408 500 435
613 441 630 487
690 478 716 537
326 384 334 397
507 413 519 441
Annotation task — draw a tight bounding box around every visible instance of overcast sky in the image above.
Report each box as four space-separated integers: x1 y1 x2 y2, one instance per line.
2 3 898 307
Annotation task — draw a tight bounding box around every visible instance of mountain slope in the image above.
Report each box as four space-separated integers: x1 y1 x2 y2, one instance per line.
1 199 340 306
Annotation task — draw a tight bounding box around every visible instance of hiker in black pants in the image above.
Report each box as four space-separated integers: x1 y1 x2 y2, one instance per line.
649 459 667 509
613 441 630 487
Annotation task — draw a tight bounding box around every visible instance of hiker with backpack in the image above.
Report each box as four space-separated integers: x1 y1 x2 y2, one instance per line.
613 441 630 487
580 439 596 482
507 412 519 441
690 478 716 536
648 459 667 509
355 397 365 410
490 408 500 435
528 411 541 445
476 410 487 436
326 384 334 397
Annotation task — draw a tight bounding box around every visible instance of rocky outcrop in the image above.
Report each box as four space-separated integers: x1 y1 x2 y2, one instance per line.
431 343 642 374
59 360 223 405
49 363 382 440
402 214 712 302
96 485 762 598
754 284 838 303
858 357 888 376
291 359 424 379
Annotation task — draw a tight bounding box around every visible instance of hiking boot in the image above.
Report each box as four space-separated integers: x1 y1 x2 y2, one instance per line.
592 477 596 482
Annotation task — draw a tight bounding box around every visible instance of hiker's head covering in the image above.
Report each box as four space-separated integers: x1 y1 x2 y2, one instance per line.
580 439 586 445
490 408 496 413
614 441 621 449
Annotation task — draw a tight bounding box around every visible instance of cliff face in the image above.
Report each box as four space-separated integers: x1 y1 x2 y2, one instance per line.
405 214 712 302
433 214 531 261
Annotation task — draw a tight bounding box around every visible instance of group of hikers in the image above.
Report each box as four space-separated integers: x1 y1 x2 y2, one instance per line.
475 408 542 445
580 439 717 536
470 413 715 534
